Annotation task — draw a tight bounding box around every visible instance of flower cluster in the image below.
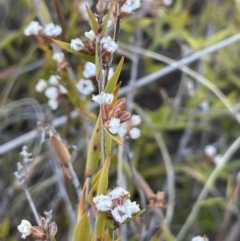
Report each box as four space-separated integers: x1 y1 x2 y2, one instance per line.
204 145 222 166
93 187 140 224
35 75 67 110
24 21 62 37
191 236 209 241
70 31 118 68
92 92 131 134
119 114 141 139
113 0 141 18
17 217 57 240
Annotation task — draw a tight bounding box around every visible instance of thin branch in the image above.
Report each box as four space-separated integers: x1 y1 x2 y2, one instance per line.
176 135 240 241
133 104 175 227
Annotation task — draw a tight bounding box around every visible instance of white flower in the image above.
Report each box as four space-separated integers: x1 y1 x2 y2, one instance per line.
101 36 118 53
123 199 140 217
24 21 43 36
92 92 114 105
76 79 94 95
93 194 112 211
108 187 130 199
49 75 60 85
35 79 47 92
83 62 96 78
70 38 84 51
52 52 64 63
59 85 68 94
204 145 216 158
17 220 32 239
213 155 223 166
111 206 128 223
121 0 141 14
44 23 62 36
131 115 141 126
191 236 208 241
48 99 58 110
163 0 173 6
119 125 127 138
45 87 58 100
85 30 96 41
129 127 140 139
108 118 121 134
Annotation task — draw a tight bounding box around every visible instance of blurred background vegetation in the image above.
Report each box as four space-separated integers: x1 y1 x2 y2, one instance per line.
1 0 240 240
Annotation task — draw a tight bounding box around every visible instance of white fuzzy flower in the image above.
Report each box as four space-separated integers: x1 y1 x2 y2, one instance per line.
129 127 140 139
48 99 58 110
49 75 60 85
44 23 62 36
17 220 32 239
45 87 58 100
204 145 216 158
52 52 64 63
70 38 84 51
101 36 118 53
191 236 208 241
111 206 128 223
108 187 130 199
123 199 140 217
83 62 96 78
131 115 141 126
76 79 94 95
85 30 96 41
92 92 114 105
108 118 121 134
24 21 43 36
35 79 47 92
121 0 141 14
119 125 127 138
93 194 112 211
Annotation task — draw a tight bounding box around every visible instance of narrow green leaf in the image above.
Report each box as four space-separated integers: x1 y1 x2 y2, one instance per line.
104 127 123 145
86 116 102 177
86 6 99 32
0 31 21 49
73 213 91 241
105 56 125 93
95 212 106 240
150 229 161 241
88 169 102 205
101 5 113 34
97 154 111 195
0 218 10 237
161 225 176 241
51 39 95 62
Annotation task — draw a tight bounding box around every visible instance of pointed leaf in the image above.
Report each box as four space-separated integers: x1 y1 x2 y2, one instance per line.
51 38 95 62
86 6 99 32
77 182 87 222
86 116 102 177
97 154 111 195
104 127 123 145
161 225 176 241
88 169 102 205
73 213 91 241
101 5 113 34
105 56 124 93
95 212 106 240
